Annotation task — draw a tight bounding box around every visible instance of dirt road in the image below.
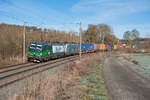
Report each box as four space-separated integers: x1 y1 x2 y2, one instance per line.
103 56 150 100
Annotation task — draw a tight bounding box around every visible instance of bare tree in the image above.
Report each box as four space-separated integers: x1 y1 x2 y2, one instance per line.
131 29 140 45
123 31 131 45
83 24 117 44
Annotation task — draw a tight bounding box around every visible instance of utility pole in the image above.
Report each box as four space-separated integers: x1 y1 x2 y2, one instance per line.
117 40 120 50
117 40 119 46
40 23 44 42
80 21 82 59
40 30 42 42
23 22 26 63
102 32 105 53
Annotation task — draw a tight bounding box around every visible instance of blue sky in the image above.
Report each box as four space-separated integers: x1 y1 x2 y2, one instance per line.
0 0 150 38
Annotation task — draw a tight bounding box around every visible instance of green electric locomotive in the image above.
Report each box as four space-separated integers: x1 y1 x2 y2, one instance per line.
28 41 53 62
27 41 67 62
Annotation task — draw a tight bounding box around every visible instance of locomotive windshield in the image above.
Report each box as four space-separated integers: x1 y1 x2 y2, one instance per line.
36 45 42 51
30 44 36 48
29 44 43 52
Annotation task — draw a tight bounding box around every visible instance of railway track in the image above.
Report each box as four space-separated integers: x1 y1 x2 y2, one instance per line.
0 63 37 75
0 63 29 69
0 55 79 89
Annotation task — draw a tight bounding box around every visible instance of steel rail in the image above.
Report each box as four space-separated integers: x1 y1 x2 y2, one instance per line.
0 55 79 88
0 63 37 75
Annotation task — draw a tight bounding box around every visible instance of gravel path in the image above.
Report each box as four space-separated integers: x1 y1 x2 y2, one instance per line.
103 56 150 100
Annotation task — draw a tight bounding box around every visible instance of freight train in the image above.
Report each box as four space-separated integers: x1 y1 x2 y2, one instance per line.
27 41 120 62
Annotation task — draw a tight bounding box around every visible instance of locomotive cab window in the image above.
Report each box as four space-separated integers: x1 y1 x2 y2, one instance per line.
36 45 43 52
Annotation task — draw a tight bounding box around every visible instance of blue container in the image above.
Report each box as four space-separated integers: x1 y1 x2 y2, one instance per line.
88 44 94 51
136 45 141 49
110 44 114 49
81 43 94 51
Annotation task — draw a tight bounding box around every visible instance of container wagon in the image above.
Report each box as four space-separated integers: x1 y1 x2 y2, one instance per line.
100 44 106 51
94 44 100 52
80 43 94 54
65 43 79 56
110 44 114 50
114 45 118 50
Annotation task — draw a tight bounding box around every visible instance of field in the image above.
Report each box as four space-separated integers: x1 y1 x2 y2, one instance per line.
119 53 150 78
129 54 150 69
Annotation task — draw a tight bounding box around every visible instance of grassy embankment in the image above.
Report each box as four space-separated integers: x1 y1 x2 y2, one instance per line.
12 53 109 100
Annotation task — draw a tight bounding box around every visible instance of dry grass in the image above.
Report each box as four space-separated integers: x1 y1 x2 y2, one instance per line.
11 53 107 100
121 48 135 53
146 48 150 53
0 56 23 66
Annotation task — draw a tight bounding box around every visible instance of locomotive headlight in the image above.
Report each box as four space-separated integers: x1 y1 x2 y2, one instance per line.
40 53 42 56
48 52 50 55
